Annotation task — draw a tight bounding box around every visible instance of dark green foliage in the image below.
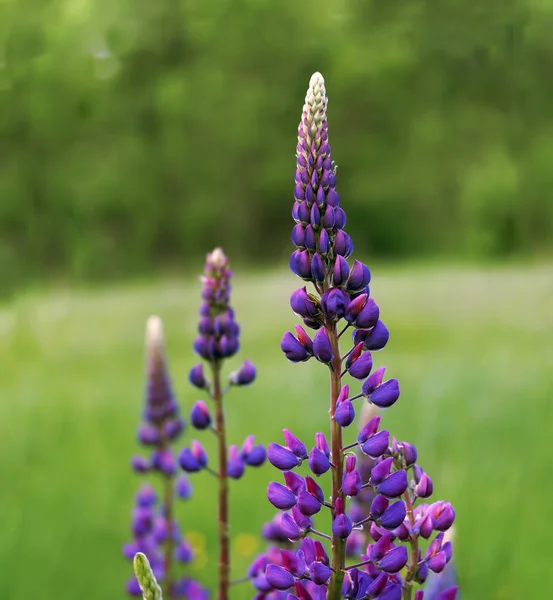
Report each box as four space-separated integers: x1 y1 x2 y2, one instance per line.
1 0 552 289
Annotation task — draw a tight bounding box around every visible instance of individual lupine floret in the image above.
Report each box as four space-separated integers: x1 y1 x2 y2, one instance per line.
259 71 457 600
181 247 266 600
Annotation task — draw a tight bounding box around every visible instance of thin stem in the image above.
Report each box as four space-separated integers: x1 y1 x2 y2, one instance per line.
211 360 230 600
338 323 350 338
327 322 346 600
342 441 359 451
402 490 419 600
345 558 373 571
309 528 333 541
162 471 175 599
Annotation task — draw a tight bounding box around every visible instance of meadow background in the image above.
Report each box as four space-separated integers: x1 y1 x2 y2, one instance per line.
1 0 552 599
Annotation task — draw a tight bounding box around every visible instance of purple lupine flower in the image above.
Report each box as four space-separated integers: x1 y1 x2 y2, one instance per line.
255 72 457 600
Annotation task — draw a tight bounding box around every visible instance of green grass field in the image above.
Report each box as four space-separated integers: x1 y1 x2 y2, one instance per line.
1 263 551 599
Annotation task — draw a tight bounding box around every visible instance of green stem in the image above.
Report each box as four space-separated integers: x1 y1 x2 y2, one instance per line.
402 490 419 600
211 361 230 600
160 433 175 599
327 323 346 600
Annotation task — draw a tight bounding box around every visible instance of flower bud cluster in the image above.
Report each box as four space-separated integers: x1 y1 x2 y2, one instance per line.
131 317 185 474
180 248 265 481
193 248 241 361
255 73 457 600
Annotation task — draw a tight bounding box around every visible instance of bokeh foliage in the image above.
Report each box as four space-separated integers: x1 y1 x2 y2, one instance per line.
1 0 552 290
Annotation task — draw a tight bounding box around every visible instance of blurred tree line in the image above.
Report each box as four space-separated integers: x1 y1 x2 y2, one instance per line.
1 0 552 290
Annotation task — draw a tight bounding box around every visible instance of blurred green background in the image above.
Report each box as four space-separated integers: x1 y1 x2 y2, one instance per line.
0 0 551 599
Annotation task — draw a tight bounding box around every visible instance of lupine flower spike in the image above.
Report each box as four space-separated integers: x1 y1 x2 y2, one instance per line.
125 317 206 599
252 72 457 600
181 248 266 600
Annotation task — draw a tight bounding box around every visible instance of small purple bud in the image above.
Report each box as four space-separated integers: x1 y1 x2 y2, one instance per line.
297 489 322 516
378 545 409 573
332 513 353 539
334 230 354 257
369 379 401 408
290 249 312 279
378 470 409 498
358 415 381 443
292 223 306 248
131 455 150 472
311 253 325 282
306 476 325 503
313 329 334 363
323 205 335 229
298 201 310 223
241 435 266 466
348 350 373 380
333 255 350 286
316 432 330 456
135 484 157 507
362 366 386 395
281 332 311 363
283 429 308 459
268 482 297 510
334 399 355 427
308 447 330 476
370 494 390 518
280 513 301 540
415 472 434 498
191 440 208 467
290 287 319 319
416 563 429 584
354 298 380 330
318 229 329 255
193 335 211 360
401 442 418 467
344 294 367 324
310 562 332 585
327 188 340 207
190 400 212 430
294 183 305 201
227 444 246 479
229 359 256 385
370 456 393 485
429 501 455 531
346 260 371 292
380 501 407 529
342 469 362 496
427 551 447 574
334 207 346 228
268 443 300 471
415 591 424 600
419 514 434 539
354 320 390 351
304 225 316 251
321 287 350 320
361 429 390 458
310 202 321 226
266 564 295 590
175 475 193 499
178 447 201 472
188 364 207 389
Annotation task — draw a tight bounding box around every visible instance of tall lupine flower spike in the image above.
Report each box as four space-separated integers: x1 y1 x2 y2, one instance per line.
182 248 266 600
134 552 163 600
260 72 457 600
125 317 205 599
